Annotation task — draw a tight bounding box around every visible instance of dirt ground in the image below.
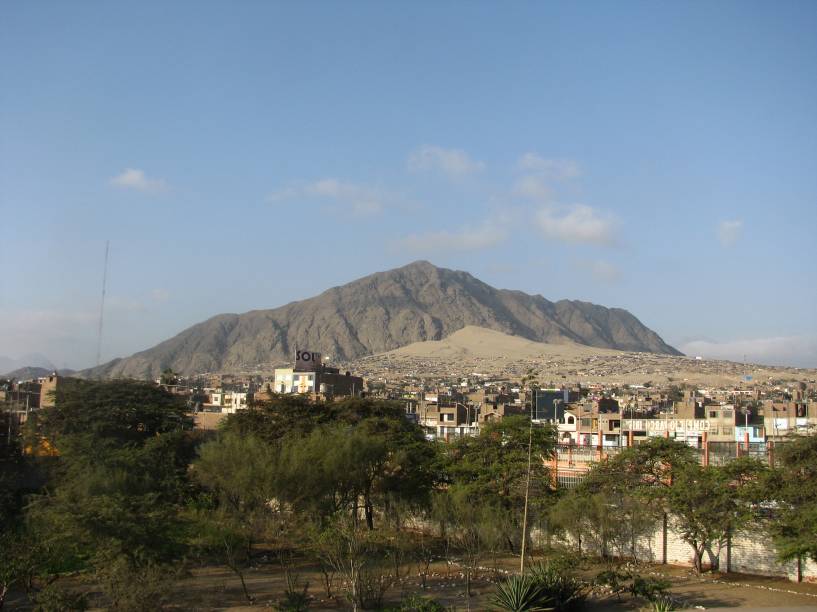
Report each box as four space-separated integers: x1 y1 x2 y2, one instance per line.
7 556 817 610
164 557 817 611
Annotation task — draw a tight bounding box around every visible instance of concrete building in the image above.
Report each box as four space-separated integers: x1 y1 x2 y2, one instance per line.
272 364 363 399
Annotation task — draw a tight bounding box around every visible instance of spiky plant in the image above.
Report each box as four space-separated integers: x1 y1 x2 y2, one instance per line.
648 594 677 612
490 574 554 612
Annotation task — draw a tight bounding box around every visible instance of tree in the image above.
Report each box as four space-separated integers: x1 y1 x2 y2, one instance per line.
25 380 194 600
553 453 662 562
192 432 279 603
444 416 556 557
768 433 817 564
565 437 765 573
667 457 766 572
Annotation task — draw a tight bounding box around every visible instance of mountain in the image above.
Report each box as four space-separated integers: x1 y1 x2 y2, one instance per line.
0 353 56 373
2 366 75 380
81 261 681 379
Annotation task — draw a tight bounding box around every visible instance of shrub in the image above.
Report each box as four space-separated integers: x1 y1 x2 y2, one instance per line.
31 584 89 612
275 580 310 611
357 567 395 610
528 562 587 611
648 594 678 612
490 574 553 612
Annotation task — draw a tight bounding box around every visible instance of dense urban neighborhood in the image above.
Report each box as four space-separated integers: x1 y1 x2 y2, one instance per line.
3 343 817 609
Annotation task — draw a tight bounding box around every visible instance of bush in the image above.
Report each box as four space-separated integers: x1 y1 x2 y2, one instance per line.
95 557 177 611
357 567 395 610
528 562 587 611
31 584 89 612
630 575 671 602
275 580 311 611
648 594 678 611
594 568 672 607
490 574 553 611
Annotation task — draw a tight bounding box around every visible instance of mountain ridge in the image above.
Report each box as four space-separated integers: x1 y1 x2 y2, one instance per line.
81 260 681 379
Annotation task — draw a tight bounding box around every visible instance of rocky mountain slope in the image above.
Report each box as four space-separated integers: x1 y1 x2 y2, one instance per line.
81 261 681 379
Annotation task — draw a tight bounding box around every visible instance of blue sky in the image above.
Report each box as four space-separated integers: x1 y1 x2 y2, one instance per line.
1 1 816 369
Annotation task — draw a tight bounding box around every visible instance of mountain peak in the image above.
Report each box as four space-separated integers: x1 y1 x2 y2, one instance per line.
82 263 681 379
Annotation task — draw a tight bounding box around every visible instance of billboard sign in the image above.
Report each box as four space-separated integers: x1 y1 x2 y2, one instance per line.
296 350 321 371
621 418 710 433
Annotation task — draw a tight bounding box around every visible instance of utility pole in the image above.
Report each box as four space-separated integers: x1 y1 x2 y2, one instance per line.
519 403 534 573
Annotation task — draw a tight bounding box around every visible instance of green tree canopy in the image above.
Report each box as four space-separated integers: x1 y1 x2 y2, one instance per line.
767 433 817 563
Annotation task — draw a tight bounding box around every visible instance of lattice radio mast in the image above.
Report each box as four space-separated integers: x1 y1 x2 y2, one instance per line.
96 241 110 367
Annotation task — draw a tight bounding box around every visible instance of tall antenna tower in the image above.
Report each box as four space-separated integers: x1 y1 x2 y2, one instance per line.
96 241 110 367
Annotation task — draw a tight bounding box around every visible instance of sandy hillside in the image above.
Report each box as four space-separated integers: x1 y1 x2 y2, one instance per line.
383 326 625 360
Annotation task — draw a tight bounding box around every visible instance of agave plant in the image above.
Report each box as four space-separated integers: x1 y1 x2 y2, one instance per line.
649 594 677 612
490 574 555 612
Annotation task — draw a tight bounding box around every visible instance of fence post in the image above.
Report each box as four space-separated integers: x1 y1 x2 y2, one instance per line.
768 440 775 468
662 513 668 564
744 431 750 452
703 431 709 467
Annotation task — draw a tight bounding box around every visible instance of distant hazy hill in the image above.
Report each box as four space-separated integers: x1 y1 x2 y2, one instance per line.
2 366 75 380
0 353 56 374
81 260 681 379
383 325 626 360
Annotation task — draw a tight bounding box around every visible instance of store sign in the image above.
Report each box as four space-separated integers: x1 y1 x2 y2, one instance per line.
296 350 321 371
621 419 710 433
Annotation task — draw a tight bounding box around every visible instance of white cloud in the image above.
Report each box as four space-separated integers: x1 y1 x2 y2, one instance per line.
109 168 168 193
268 178 390 215
679 336 817 368
407 145 485 179
396 222 507 254
718 219 743 247
535 204 616 245
517 153 580 180
512 175 552 202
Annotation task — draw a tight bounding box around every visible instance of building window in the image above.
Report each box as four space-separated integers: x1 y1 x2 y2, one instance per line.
709 411 717 418
723 426 732 435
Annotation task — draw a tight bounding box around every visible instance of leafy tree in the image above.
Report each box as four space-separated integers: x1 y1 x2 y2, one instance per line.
275 419 436 529
223 396 439 530
446 416 556 530
768 433 817 564
192 432 280 603
30 378 190 455
552 453 662 562
562 438 765 573
24 380 194 598
666 457 766 572
160 368 179 386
